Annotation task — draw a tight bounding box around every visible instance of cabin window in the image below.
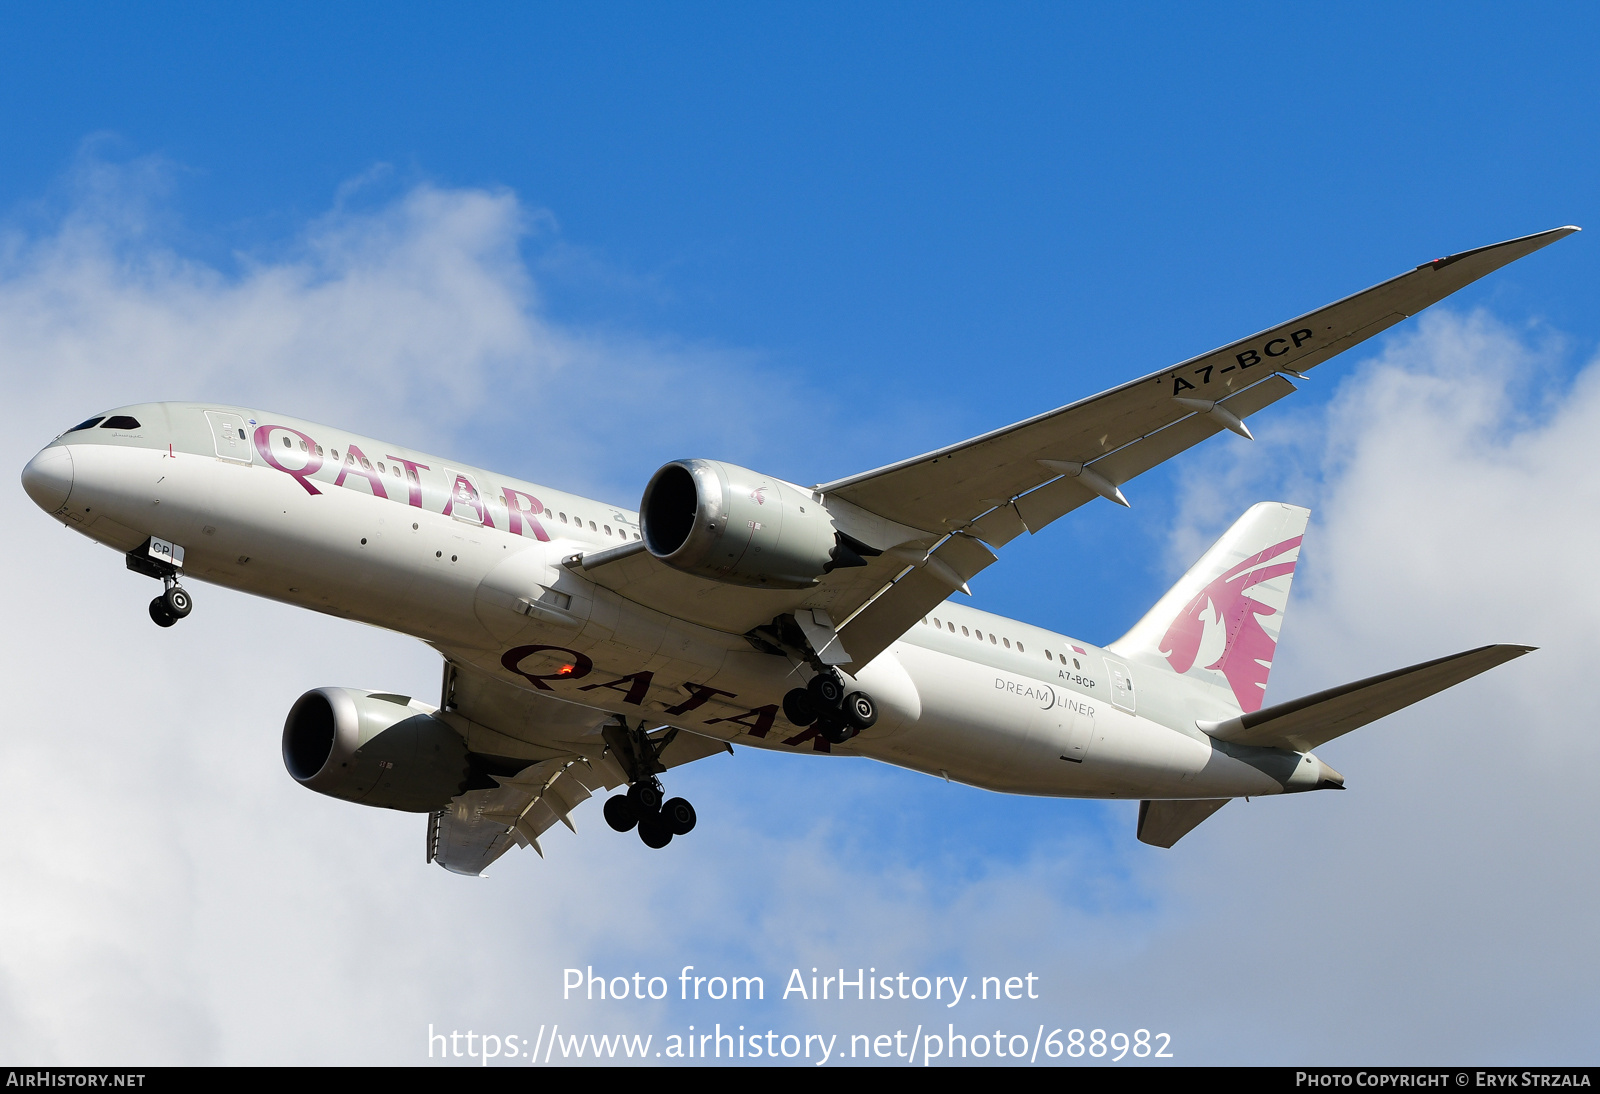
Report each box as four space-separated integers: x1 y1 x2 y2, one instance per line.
100 415 141 430
377 462 386 473
66 417 104 432
407 469 418 484
947 622 955 632
975 630 983 640
560 513 568 523
604 525 612 535
316 445 324 457
1003 638 1011 649
300 441 308 452
282 436 292 448
589 521 597 531
391 466 400 477
989 634 997 644
331 449 339 460
1059 653 1068 664
1017 642 1024 653
1045 650 1053 659
1073 658 1081 669
932 617 940 628
961 627 969 637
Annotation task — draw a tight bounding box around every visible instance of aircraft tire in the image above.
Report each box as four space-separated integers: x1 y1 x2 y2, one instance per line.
148 597 176 628
164 585 193 618
817 716 853 746
604 794 638 832
783 687 818 726
662 797 696 835
628 781 663 814
637 814 672 849
843 691 877 731
808 673 845 709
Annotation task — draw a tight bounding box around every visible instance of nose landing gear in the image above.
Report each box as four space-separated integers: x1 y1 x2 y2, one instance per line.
127 538 194 628
783 670 877 744
600 721 698 849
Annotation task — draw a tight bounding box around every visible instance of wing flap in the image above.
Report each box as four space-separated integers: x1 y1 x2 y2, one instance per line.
1200 644 1534 752
835 533 997 668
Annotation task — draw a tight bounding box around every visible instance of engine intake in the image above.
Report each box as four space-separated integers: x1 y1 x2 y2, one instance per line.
283 688 471 812
640 460 840 588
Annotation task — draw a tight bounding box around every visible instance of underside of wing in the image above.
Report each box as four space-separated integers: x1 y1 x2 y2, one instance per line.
428 659 733 875
819 227 1577 536
548 229 1575 678
819 228 1576 668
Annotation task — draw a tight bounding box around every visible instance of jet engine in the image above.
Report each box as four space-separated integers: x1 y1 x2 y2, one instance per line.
640 459 859 588
282 687 471 812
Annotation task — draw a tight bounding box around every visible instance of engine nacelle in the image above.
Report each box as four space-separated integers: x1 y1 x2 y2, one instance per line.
282 687 471 812
640 459 841 588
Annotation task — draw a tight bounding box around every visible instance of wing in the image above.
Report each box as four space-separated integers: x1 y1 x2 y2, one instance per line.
569 228 1576 669
427 659 732 875
823 227 1577 666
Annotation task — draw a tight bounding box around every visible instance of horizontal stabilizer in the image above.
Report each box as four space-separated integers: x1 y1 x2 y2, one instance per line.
1198 643 1534 752
1137 798 1229 848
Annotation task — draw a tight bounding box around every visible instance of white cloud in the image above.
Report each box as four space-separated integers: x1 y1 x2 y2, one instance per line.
1 164 1592 1064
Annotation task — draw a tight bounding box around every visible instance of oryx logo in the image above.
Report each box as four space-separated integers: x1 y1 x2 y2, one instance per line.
1159 535 1302 713
750 487 766 505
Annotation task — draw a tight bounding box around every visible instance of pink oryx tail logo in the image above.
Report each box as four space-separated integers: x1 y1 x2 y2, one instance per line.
1159 535 1302 713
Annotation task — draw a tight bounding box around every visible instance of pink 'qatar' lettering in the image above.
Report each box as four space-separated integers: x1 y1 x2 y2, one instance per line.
502 644 593 691
1159 535 1302 713
386 456 430 507
333 443 389 500
577 670 654 705
707 704 780 740
501 487 552 542
253 425 323 495
443 474 495 528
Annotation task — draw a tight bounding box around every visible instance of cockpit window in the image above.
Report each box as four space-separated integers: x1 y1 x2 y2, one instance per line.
100 415 141 430
66 417 105 432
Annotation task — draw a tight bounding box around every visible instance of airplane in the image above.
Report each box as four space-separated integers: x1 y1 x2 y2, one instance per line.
19 226 1577 874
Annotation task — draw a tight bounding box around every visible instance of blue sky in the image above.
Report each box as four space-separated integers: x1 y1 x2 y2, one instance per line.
1 4 1597 1065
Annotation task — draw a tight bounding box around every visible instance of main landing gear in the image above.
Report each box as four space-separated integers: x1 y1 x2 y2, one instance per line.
782 670 877 745
600 720 697 849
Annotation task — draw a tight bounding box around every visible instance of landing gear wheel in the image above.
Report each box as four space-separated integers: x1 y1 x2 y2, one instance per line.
843 691 877 732
808 673 845 709
148 597 176 628
628 781 663 814
783 687 819 727
637 814 673 849
603 794 639 832
163 585 193 618
816 715 855 746
662 797 697 836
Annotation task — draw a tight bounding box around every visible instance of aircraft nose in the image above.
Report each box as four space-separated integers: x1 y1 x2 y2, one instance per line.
21 445 74 513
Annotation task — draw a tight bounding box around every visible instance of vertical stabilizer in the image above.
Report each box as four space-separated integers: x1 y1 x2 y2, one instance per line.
1109 502 1308 713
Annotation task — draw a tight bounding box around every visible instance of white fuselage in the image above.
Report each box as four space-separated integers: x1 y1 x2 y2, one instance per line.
24 403 1325 802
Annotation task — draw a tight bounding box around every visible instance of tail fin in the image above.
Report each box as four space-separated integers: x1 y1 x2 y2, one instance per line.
1109 502 1309 713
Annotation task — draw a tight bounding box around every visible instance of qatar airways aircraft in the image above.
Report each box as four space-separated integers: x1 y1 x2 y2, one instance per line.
19 227 1577 874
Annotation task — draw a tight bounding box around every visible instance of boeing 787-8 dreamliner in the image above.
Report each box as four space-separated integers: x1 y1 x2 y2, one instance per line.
20 227 1577 873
